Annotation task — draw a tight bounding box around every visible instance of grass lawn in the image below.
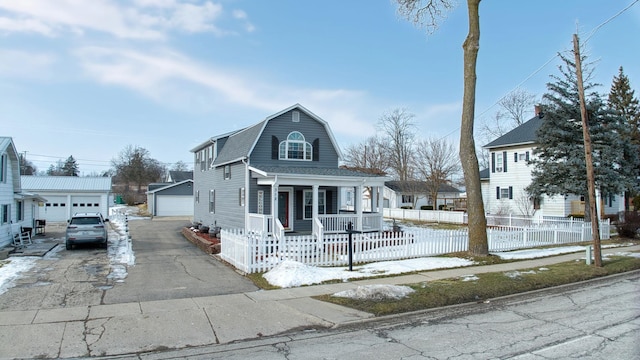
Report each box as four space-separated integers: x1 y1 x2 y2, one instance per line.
315 255 640 316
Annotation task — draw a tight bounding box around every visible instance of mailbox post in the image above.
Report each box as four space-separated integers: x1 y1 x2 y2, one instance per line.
346 221 361 271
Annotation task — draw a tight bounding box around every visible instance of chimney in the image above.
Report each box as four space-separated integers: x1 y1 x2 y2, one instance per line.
534 104 543 118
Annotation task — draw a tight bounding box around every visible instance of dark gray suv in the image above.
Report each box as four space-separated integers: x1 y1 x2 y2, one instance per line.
65 212 109 250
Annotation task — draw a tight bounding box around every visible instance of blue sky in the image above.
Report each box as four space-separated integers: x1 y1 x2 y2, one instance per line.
2 0 639 175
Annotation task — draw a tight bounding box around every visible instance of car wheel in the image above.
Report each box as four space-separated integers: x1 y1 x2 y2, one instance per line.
66 242 72 250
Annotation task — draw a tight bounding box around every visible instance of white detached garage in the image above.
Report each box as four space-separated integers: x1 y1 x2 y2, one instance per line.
21 176 112 223
146 179 193 217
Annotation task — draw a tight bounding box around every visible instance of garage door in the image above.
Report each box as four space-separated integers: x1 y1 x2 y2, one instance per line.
42 195 68 222
71 196 102 217
156 195 193 216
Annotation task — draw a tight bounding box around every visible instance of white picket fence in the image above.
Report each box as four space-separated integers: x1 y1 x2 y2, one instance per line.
220 219 610 273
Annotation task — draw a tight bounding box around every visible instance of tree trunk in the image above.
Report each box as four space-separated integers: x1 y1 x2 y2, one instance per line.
460 0 488 255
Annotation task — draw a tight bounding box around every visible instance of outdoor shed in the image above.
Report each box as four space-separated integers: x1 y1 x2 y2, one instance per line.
146 179 193 217
20 176 112 222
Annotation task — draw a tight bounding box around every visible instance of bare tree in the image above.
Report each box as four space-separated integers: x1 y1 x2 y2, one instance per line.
514 189 537 217
378 108 417 181
342 135 390 176
480 88 536 140
398 0 488 255
111 145 165 204
171 160 190 172
415 137 461 208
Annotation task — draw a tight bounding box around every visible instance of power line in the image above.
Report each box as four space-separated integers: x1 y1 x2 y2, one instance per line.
437 0 638 142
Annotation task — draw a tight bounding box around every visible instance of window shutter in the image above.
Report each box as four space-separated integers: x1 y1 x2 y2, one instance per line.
514 153 518 162
312 139 319 161
509 186 513 199
491 153 495 173
295 191 303 220
525 151 530 162
503 151 508 173
272 136 279 159
496 187 500 199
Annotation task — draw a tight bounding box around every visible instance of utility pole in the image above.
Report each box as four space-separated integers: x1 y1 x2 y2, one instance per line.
573 33 602 267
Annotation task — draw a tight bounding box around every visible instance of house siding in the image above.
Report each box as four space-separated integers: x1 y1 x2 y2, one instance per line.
487 145 536 215
0 152 15 247
192 153 217 227
250 110 339 168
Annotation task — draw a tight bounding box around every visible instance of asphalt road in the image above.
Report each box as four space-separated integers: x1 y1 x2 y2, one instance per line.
125 271 640 360
0 219 257 311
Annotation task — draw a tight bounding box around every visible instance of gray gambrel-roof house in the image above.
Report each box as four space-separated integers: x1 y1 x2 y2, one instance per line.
191 104 387 235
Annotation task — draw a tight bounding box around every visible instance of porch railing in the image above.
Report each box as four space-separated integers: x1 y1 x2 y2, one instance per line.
319 213 383 233
248 213 272 233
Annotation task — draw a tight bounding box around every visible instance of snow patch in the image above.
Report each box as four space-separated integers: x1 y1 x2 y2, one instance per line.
264 257 474 288
0 257 37 295
333 284 415 300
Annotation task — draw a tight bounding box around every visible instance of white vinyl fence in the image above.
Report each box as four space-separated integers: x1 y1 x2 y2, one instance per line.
220 218 610 273
384 208 465 224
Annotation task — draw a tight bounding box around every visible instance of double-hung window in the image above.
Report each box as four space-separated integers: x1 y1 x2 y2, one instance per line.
303 190 325 219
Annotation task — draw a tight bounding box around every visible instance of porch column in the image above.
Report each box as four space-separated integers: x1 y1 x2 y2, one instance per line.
371 186 379 213
272 183 279 230
312 185 319 221
356 184 363 230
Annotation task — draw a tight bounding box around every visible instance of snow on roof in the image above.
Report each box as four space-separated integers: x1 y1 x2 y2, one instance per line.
20 176 112 192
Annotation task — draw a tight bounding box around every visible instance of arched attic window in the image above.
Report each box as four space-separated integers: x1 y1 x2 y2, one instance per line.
279 131 312 160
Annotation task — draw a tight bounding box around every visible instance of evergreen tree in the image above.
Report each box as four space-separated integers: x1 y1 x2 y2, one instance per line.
527 53 630 220
608 66 640 210
61 155 79 176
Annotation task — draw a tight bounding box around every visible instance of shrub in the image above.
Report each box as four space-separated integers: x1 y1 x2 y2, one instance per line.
616 211 640 239
421 205 434 210
400 206 413 209
438 204 447 210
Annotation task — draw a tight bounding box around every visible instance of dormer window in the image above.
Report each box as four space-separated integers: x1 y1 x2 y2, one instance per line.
279 131 312 160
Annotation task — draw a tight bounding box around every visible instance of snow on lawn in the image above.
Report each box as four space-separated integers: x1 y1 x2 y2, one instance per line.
264 257 475 288
491 246 587 260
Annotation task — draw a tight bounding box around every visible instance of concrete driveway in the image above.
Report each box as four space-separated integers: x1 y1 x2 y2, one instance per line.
103 218 258 304
0 218 257 311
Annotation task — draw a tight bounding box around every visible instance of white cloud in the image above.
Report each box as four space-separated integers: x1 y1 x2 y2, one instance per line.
0 16 54 36
0 0 249 39
0 49 56 79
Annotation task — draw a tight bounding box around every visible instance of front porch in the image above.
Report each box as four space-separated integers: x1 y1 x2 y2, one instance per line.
247 165 387 240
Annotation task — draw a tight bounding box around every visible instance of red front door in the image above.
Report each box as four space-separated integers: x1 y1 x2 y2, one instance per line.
278 191 289 228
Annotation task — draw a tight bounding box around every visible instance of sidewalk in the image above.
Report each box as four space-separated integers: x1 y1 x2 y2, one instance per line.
1 244 638 359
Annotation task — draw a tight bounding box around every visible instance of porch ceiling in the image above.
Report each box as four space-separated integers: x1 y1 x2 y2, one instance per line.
250 165 387 187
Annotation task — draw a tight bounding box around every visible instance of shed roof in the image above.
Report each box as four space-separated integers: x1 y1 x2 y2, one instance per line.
21 176 112 192
147 179 193 194
168 171 193 182
385 180 461 194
